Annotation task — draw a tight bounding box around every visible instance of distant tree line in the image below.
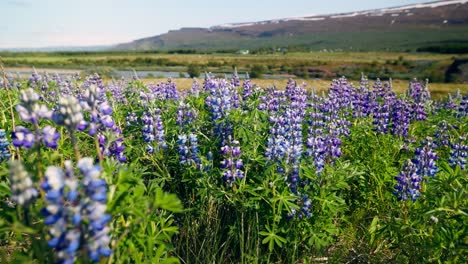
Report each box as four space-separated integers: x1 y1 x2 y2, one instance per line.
417 43 468 54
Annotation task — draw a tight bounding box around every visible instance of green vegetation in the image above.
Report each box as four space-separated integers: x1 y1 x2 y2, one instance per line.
2 50 467 83
187 64 201 78
0 73 466 263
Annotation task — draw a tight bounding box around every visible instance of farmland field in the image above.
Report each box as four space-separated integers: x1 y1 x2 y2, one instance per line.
0 64 467 263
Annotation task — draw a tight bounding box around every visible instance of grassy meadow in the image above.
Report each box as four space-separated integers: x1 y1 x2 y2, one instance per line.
2 50 467 82
0 50 467 263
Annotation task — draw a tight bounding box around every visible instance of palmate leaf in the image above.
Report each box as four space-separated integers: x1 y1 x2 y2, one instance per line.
259 225 287 251
153 188 183 213
0 182 10 196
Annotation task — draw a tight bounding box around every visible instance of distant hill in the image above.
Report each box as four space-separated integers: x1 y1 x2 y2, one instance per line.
116 0 468 52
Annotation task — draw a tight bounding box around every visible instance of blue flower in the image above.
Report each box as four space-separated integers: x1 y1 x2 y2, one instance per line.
0 129 11 161
78 158 112 261
41 158 112 263
221 138 244 185
449 136 467 170
11 126 35 149
394 159 421 201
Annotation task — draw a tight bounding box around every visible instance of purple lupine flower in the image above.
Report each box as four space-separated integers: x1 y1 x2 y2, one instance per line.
177 133 201 169
434 120 452 148
77 158 112 261
412 102 427 121
288 194 312 219
16 88 52 124
28 68 42 87
80 85 126 162
8 160 38 207
406 80 430 121
41 158 112 263
231 68 240 87
164 78 179 100
443 93 458 112
191 78 201 96
41 165 81 264
391 99 411 137
407 79 431 104
142 109 167 153
176 102 197 129
108 78 127 104
413 137 438 178
307 94 343 176
41 125 61 149
154 109 166 149
0 129 11 161
449 136 467 170
242 79 253 100
205 78 237 145
11 126 35 149
177 134 189 164
458 94 468 118
126 112 138 127
394 159 421 201
372 101 391 134
53 96 85 131
221 138 244 186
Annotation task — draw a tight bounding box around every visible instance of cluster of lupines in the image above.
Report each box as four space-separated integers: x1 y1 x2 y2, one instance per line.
306 95 343 176
394 137 438 201
79 85 126 162
443 93 459 112
146 78 179 101
220 137 244 186
41 158 111 263
28 68 42 88
0 129 11 161
108 78 128 104
449 136 467 170
13 88 61 149
142 109 167 154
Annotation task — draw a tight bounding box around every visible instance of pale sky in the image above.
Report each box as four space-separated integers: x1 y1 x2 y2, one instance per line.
0 0 433 48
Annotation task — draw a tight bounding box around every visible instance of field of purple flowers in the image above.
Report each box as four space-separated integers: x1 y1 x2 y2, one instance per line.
0 70 467 263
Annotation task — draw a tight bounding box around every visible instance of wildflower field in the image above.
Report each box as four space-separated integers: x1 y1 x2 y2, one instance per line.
0 69 467 263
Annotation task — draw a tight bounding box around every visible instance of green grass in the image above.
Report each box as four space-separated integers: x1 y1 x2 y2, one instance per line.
1 49 467 83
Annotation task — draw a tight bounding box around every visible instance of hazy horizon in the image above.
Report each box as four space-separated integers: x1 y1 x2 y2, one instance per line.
0 0 439 49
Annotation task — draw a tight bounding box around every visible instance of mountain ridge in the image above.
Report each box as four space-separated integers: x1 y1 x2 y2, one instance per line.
116 0 468 52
